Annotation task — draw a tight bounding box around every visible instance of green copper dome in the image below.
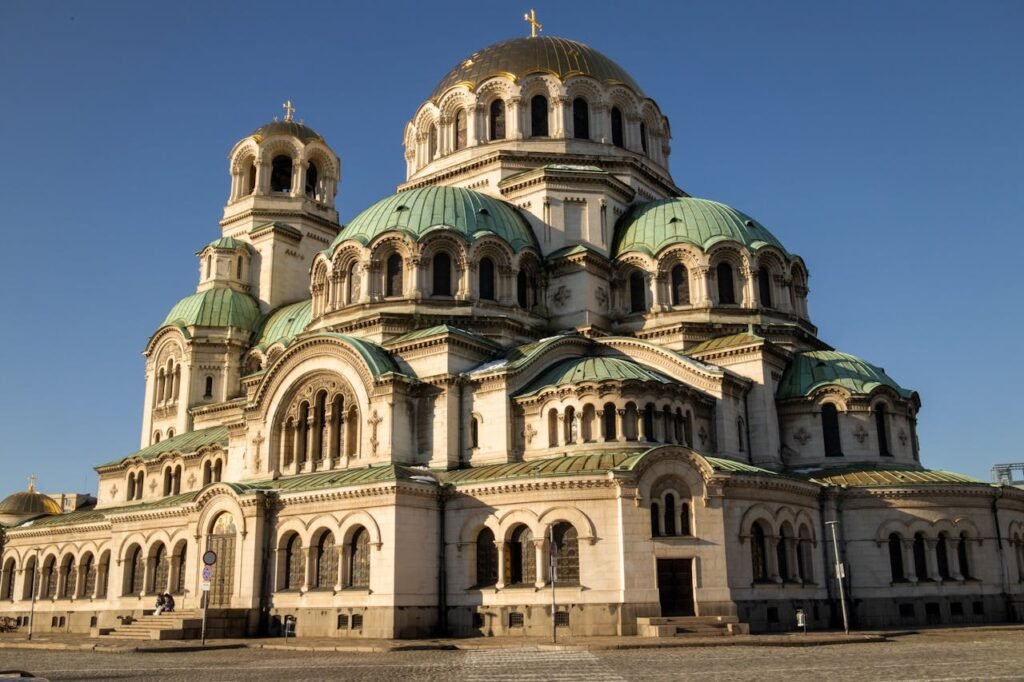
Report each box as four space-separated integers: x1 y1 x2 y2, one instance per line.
614 197 789 258
777 350 917 400
329 186 538 254
162 288 261 331
517 356 672 397
431 36 643 101
254 299 312 350
252 120 323 143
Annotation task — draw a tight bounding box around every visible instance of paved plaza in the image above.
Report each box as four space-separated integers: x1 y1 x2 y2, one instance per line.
1 628 1023 681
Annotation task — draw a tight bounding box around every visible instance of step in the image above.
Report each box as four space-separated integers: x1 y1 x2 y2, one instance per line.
637 616 749 638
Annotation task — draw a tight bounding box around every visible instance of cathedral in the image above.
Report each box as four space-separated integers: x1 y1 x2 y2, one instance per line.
2 28 1023 640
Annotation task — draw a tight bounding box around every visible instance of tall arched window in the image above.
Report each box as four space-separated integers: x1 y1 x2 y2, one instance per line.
642 405 655 442
60 556 76 599
136 472 145 499
127 473 136 501
478 257 495 301
758 269 772 307
246 160 257 195
822 403 843 457
81 554 95 597
204 376 214 398
270 155 292 193
670 264 689 305
348 528 370 588
347 261 359 304
509 526 535 585
517 270 529 308
454 109 467 151
602 402 617 441
664 494 677 536
629 271 646 313
489 99 505 140
151 544 168 595
530 95 548 137
386 253 403 297
206 255 212 279
428 124 438 160
875 404 891 456
913 532 929 581
551 522 580 585
737 418 746 452
751 522 769 582
128 547 144 596
683 411 694 448
716 262 736 304
174 545 186 594
958 532 971 579
432 252 452 296
202 460 213 487
315 533 337 590
572 98 590 139
547 408 559 447
640 121 648 153
470 416 480 449
1 558 16 600
284 534 303 590
305 161 319 198
611 106 624 147
42 557 56 600
476 528 497 587
889 533 905 582
563 406 576 444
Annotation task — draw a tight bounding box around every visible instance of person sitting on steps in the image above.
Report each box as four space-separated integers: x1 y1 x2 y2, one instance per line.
163 592 175 613
154 593 167 616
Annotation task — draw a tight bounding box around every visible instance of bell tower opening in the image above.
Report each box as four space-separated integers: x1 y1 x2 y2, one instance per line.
271 155 293 193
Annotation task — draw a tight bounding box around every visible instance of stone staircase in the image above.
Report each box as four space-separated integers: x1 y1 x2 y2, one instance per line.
97 610 203 640
637 615 750 637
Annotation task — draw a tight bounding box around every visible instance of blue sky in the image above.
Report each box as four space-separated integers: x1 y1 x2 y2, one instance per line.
0 1 1020 494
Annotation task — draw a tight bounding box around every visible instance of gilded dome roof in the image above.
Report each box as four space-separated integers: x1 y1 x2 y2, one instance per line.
251 120 323 143
0 489 61 518
777 350 917 401
329 186 539 254
162 288 261 332
613 197 789 258
431 36 643 100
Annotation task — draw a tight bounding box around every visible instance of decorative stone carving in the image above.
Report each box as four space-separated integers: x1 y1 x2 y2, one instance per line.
898 429 908 446
552 285 571 308
368 410 383 456
793 428 811 446
595 286 609 311
854 425 868 444
698 425 708 445
523 423 537 445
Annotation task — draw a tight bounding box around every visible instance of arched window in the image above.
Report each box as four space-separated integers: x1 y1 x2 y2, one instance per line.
489 99 505 140
913 532 929 581
153 431 161 444
751 522 769 582
629 271 646 313
875 404 891 457
611 106 624 147
776 530 789 582
551 522 580 585
602 402 617 441
572 98 590 139
958 532 971 579
428 124 438 160
204 376 214 398
737 417 746 453
96 552 110 599
42 557 56 600
1 558 16 600
716 262 736 304
680 502 691 536
202 460 212 487
670 264 689 305
640 121 648 153
22 557 36 601
454 109 467 150
305 161 319 198
889 533 905 582
174 545 186 594
650 502 661 537
60 556 76 599
213 460 222 483
80 554 95 597
642 404 655 442
509 526 535 585
127 547 144 596
664 494 677 536
151 544 168 595
478 257 495 301
163 468 172 496
547 408 559 447
136 472 145 499
797 528 813 582
284 534 303 590
564 406 576 444
386 253 403 297
517 270 528 308
758 269 772 307
127 473 136 501
165 429 173 439
315 533 337 590
470 416 479 449
530 95 548 137
683 411 694 448
476 528 497 587
345 405 359 458
270 155 292 193
348 528 370 588
822 403 843 457
246 160 257 195
236 256 243 279
347 261 359 304
432 252 452 296
937 532 951 580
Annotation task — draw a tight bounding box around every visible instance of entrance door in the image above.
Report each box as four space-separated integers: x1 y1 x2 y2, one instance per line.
657 558 695 617
208 512 237 607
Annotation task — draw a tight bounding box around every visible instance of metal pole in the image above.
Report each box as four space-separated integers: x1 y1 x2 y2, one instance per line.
201 534 209 646
26 547 40 641
549 526 556 645
826 521 849 634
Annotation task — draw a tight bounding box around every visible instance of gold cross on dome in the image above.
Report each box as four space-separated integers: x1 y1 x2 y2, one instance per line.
282 100 296 122
524 8 542 38
28 474 36 492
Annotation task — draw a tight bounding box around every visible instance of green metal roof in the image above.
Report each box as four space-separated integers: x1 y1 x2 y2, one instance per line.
329 186 538 255
777 350 916 400
161 288 261 331
797 465 983 487
252 120 323 143
687 332 765 355
444 451 644 485
201 236 249 252
387 324 500 349
97 426 229 469
11 490 201 530
242 464 431 494
313 333 401 378
613 197 789 258
254 299 312 350
430 36 643 100
516 356 672 397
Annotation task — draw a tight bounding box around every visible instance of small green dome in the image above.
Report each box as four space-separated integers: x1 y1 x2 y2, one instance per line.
203 237 249 252
517 356 671 397
252 120 323 143
254 299 312 350
329 186 538 254
777 350 916 400
613 197 789 258
162 288 261 331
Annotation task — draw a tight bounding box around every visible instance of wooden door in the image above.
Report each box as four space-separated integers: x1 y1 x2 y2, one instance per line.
657 558 695 617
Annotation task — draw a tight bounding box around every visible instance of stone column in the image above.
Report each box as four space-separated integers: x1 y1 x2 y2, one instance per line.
766 536 782 583
554 96 569 137
696 266 712 306
533 538 547 589
925 539 941 581
616 409 627 443
637 409 648 442
494 542 507 589
324 407 336 470
293 159 306 198
902 540 918 584
255 162 268 195
305 414 316 471
743 266 759 309
359 261 371 304
509 97 523 139
302 545 313 593
592 104 608 143
555 413 566 447
948 537 964 581
291 424 302 475
786 537 800 582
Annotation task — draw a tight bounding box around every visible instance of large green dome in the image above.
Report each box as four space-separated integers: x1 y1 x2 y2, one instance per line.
431 36 643 101
162 288 261 331
777 350 917 401
516 356 672 397
613 197 789 258
329 186 539 255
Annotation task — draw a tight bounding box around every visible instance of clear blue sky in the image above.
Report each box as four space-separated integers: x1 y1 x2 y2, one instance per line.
0 1 1020 495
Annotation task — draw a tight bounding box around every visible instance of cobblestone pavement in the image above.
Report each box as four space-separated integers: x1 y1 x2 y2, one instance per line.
1 629 1023 681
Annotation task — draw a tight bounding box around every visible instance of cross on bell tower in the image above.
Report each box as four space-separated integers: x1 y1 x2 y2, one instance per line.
282 100 295 122
523 9 542 38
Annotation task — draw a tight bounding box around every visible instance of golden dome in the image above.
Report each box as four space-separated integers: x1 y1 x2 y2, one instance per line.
0 479 61 518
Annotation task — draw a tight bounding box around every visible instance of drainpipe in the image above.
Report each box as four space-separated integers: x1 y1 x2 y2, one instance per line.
437 484 450 636
743 390 753 465
457 376 465 466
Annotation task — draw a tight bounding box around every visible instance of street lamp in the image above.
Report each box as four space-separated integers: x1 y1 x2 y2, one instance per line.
825 521 849 634
27 546 41 641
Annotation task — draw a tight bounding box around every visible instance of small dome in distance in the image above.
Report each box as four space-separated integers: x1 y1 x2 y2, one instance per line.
0 476 62 527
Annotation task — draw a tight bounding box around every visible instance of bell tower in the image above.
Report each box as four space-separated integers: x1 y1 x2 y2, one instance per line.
221 102 342 312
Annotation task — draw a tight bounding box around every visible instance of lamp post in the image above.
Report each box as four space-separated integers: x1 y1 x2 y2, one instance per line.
825 521 849 634
27 547 41 641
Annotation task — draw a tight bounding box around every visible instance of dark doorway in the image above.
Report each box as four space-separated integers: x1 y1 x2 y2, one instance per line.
657 558 695 617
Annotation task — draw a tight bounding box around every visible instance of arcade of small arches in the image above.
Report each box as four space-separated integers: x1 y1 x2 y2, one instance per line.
227 138 339 206
529 398 701 451
742 512 817 586
275 524 373 593
882 523 980 585
784 392 920 463
152 357 182 413
273 376 361 476
614 248 809 319
469 521 582 590
312 236 542 319
648 477 694 538
407 75 670 176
